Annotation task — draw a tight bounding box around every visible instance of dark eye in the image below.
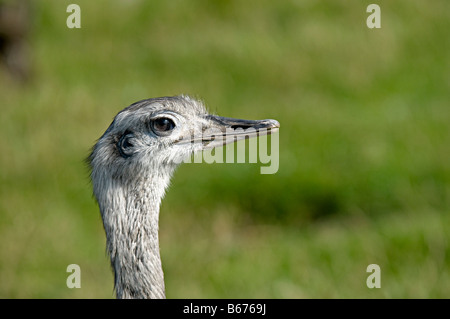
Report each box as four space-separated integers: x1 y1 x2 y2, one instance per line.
117 132 135 158
150 117 175 136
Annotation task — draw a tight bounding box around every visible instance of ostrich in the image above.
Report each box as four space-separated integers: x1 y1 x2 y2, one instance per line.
88 95 280 299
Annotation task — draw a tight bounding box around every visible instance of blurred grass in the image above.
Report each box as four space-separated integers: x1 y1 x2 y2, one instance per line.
0 0 449 298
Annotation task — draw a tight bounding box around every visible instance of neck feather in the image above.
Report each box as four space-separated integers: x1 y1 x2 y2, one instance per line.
97 173 171 299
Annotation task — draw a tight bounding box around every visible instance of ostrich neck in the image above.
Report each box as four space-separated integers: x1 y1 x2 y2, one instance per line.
98 173 171 299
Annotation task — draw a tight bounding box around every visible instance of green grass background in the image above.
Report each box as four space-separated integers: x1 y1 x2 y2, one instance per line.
0 0 449 298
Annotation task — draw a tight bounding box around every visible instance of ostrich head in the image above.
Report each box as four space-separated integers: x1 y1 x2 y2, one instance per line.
89 95 279 298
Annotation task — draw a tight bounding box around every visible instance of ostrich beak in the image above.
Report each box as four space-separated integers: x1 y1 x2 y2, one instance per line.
206 115 280 132
198 115 280 149
174 114 279 149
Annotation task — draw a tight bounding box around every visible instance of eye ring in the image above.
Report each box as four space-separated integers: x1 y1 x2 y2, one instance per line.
150 117 176 136
117 132 135 158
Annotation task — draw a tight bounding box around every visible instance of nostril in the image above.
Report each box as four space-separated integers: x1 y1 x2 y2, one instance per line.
231 124 253 130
